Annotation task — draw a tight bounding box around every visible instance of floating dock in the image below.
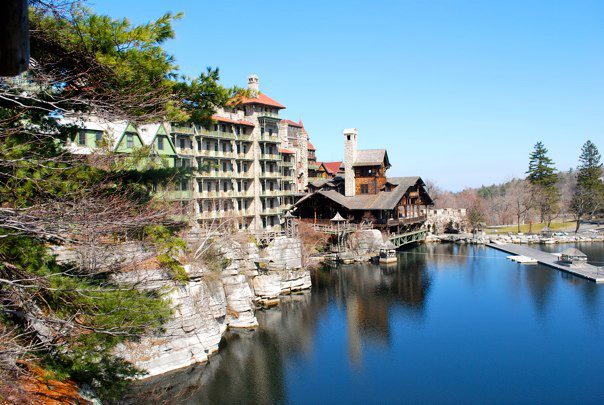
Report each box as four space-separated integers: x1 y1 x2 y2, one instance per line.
487 243 604 283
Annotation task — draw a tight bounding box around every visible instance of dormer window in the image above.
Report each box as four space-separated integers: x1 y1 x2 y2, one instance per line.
158 137 164 150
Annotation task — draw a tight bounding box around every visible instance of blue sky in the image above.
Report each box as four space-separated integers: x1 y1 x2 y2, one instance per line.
91 0 603 190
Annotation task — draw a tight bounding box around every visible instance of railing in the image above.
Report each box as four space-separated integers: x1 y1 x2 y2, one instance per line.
198 150 236 159
261 207 282 215
203 131 235 140
159 190 193 200
260 153 280 160
259 133 280 142
260 190 282 197
254 230 285 246
172 126 196 135
388 214 427 226
280 160 294 167
260 171 281 179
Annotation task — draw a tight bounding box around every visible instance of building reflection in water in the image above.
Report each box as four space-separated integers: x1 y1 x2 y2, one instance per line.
123 247 433 404
121 243 604 404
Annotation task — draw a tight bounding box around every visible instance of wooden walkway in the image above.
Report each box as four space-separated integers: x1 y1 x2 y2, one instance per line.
487 243 604 283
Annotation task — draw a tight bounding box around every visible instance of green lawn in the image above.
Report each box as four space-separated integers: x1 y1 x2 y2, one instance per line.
485 221 576 235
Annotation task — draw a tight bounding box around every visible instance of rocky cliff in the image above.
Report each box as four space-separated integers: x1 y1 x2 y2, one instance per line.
113 235 310 377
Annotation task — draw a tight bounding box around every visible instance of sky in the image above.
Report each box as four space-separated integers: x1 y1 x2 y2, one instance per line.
90 0 603 191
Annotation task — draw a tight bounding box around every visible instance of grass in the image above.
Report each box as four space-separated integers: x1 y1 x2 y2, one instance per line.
485 221 577 235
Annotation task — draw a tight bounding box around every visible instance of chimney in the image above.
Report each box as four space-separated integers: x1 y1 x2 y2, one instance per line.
343 128 357 197
248 74 259 98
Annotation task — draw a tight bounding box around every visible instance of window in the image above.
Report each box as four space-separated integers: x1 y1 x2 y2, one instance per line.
95 132 102 146
126 134 133 149
236 126 240 135
181 180 189 191
197 140 201 151
158 137 164 150
179 138 185 149
222 143 227 152
360 184 369 194
78 132 86 146
214 142 218 152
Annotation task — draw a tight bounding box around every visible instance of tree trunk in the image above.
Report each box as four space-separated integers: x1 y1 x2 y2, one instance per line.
575 216 581 233
0 0 29 76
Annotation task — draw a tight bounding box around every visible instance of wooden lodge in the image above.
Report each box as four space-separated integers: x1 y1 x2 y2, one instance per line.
294 128 433 236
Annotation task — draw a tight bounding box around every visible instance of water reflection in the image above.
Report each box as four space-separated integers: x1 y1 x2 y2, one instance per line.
123 243 604 404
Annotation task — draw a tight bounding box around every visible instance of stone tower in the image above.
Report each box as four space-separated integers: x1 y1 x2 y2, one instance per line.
343 128 357 197
248 74 259 97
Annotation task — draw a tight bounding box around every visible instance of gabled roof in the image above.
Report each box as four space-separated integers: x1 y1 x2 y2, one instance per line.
298 176 427 211
235 93 285 109
561 248 587 257
212 115 255 127
138 122 177 154
323 161 343 175
308 141 316 151
137 123 162 146
281 119 303 128
353 149 390 167
60 115 134 152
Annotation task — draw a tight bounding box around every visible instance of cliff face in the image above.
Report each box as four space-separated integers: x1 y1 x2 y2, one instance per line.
113 235 311 378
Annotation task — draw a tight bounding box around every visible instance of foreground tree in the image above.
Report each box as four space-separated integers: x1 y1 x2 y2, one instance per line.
0 1 238 400
570 140 604 232
526 141 560 226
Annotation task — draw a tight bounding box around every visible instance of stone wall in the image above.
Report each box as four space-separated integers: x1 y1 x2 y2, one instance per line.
424 208 468 234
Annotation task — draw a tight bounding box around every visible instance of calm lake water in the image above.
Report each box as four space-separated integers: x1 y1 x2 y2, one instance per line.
126 243 604 404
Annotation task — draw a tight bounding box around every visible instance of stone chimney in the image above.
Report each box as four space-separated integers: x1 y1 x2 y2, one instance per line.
248 74 259 98
343 128 357 197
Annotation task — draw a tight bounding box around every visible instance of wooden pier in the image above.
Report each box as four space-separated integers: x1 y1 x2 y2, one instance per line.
487 243 604 283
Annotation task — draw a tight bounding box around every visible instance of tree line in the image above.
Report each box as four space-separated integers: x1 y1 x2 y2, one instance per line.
430 140 604 232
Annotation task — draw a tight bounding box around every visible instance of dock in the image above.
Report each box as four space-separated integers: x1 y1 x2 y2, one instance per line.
487 243 604 283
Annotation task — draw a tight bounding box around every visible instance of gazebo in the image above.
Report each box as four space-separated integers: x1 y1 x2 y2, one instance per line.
559 248 588 265
379 240 397 264
540 226 554 237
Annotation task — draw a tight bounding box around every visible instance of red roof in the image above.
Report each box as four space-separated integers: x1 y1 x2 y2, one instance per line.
281 119 303 128
323 161 342 175
233 93 285 109
212 115 255 127
279 148 295 154
308 141 316 151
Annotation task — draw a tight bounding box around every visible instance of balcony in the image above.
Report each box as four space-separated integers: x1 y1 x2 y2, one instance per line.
172 125 196 135
232 171 254 178
158 190 192 201
259 153 280 161
260 207 282 216
235 152 254 160
260 171 281 179
198 150 236 159
260 190 282 197
280 160 294 167
175 147 195 156
197 170 236 178
259 133 280 143
202 130 235 140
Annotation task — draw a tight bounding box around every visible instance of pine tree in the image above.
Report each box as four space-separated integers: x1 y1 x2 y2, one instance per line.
527 141 558 187
570 140 604 231
526 142 560 226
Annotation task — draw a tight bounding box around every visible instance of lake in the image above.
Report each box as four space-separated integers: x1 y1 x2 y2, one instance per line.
125 243 604 404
